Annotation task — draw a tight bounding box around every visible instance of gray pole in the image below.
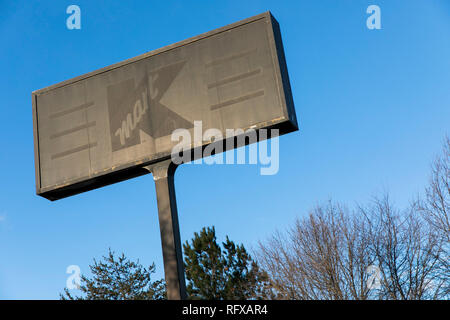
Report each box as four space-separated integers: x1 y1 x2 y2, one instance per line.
146 160 187 300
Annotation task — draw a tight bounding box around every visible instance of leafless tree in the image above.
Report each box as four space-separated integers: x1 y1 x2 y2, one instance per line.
256 197 448 300
416 136 450 296
416 136 449 241
256 202 374 299
361 196 447 299
257 137 450 300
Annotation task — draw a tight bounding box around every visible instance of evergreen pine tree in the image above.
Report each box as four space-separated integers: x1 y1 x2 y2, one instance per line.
183 226 269 300
60 248 166 300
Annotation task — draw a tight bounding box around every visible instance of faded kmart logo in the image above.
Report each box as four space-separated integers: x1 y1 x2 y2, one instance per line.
107 61 193 152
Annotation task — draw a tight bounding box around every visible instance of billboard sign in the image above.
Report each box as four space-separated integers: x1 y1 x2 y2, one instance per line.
32 12 297 200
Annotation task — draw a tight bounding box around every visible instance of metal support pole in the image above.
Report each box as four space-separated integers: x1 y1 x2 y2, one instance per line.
146 160 187 300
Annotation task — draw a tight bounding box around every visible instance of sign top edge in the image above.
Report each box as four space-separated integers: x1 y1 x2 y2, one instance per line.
32 11 273 95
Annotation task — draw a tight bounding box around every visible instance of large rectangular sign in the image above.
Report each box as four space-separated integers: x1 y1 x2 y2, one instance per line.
32 12 298 200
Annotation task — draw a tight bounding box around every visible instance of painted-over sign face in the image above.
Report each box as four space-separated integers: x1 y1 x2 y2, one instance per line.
107 60 191 152
32 12 298 200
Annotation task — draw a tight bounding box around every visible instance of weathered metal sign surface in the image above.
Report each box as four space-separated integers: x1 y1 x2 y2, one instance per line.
32 12 298 200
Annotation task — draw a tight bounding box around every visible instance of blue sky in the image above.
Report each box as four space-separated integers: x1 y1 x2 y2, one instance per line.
0 0 449 299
